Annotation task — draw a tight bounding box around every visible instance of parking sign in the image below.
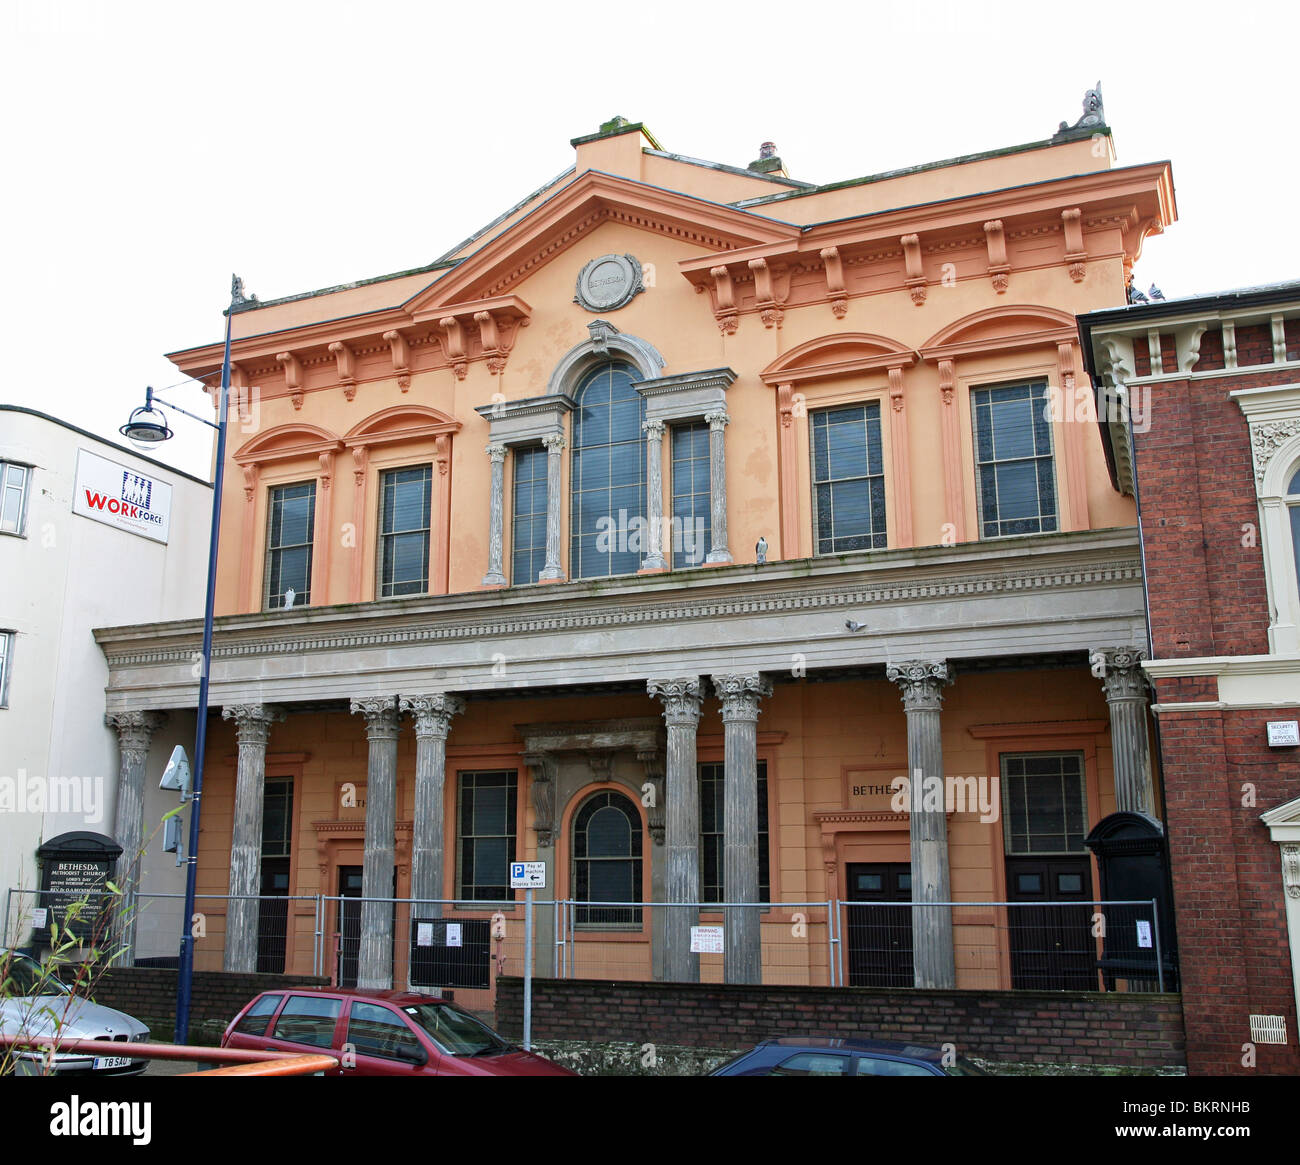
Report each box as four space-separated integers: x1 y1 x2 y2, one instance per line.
510 861 546 889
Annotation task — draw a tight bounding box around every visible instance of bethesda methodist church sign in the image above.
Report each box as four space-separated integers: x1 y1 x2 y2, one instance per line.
574 253 645 312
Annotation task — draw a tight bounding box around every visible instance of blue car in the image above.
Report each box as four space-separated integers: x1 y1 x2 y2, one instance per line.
709 1037 989 1076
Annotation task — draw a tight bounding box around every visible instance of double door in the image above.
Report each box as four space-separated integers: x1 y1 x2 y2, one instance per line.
845 863 914 988
1004 856 1096 991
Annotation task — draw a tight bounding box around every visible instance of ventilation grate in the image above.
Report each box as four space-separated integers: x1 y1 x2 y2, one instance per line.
1249 1014 1287 1045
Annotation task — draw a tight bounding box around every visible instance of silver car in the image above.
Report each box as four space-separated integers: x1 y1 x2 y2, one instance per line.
1 951 150 1076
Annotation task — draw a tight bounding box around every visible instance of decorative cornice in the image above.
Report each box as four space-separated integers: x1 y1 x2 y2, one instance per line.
99 544 1145 671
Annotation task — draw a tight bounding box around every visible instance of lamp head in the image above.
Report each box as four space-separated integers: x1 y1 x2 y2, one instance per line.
120 387 172 445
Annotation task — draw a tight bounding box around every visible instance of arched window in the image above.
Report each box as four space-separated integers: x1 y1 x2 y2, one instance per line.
572 790 643 928
570 362 645 578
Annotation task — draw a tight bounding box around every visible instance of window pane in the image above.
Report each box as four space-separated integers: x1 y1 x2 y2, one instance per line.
811 405 887 554
457 772 517 900
1002 752 1087 854
266 482 315 608
379 466 431 597
974 382 1057 538
671 422 712 567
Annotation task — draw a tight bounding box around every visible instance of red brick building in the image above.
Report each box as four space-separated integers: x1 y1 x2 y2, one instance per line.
1081 283 1300 1075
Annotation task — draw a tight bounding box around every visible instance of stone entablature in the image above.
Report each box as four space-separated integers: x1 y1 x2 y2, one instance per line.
95 527 1145 712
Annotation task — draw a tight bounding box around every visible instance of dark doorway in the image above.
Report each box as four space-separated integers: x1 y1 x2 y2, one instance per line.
845 863 913 987
1004 856 1097 990
256 857 290 973
335 865 396 987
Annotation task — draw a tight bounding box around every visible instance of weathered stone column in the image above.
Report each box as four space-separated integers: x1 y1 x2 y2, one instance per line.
221 704 284 972
648 678 703 981
539 433 566 581
107 710 166 966
641 420 668 570
712 672 772 984
399 693 465 916
351 697 400 988
482 443 508 586
1093 647 1156 817
887 660 956 989
704 408 733 564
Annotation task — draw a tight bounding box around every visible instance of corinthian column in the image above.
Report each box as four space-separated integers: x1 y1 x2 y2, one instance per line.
351 697 400 988
641 420 668 571
539 433 567 581
1093 647 1155 817
712 672 772 984
648 678 704 981
221 703 284 972
704 409 733 564
886 660 956 989
482 443 508 586
107 710 166 966
400 693 465 916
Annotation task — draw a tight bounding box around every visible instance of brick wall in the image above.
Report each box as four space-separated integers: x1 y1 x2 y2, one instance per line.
73 966 328 1040
496 977 1185 1071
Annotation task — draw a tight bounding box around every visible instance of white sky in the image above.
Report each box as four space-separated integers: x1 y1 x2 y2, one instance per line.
3 0 1296 478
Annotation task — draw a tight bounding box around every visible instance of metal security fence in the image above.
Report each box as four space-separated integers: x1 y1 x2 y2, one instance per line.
4 888 1169 1005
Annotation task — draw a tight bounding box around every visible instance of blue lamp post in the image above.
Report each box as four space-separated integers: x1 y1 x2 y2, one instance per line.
120 275 245 1042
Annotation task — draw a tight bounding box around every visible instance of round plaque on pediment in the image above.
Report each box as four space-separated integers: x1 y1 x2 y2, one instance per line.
574 253 644 312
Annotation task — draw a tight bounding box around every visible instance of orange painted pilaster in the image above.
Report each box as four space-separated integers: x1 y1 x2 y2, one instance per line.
937 359 965 542
1057 341 1090 530
776 382 799 560
239 464 260 611
350 445 369 602
887 364 913 548
314 452 335 604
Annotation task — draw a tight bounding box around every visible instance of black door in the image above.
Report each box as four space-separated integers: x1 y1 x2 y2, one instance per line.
257 857 291 973
1005 857 1097 990
335 866 396 988
845 863 913 987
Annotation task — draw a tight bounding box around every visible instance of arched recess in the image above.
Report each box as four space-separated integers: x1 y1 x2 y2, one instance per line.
232 424 345 613
919 304 1089 541
545 320 665 396
560 784 649 931
343 405 463 601
761 333 919 557
1257 434 1300 654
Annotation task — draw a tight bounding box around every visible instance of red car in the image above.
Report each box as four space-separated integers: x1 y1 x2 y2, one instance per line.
222 987 574 1076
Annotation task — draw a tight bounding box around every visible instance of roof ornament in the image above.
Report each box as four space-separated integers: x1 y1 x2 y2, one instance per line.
1058 82 1105 133
230 273 258 308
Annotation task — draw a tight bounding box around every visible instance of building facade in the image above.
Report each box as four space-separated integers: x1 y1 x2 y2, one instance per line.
0 407 209 953
95 107 1177 1008
1082 283 1300 1075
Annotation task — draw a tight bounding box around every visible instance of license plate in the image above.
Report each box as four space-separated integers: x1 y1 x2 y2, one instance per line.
93 1056 132 1069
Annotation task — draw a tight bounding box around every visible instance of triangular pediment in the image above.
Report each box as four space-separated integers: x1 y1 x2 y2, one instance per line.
1261 792 1300 830
403 170 801 318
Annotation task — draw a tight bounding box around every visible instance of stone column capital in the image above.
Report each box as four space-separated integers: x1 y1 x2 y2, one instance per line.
711 673 773 722
106 710 167 752
541 432 567 452
642 418 666 438
887 659 952 712
221 703 285 745
350 697 401 741
1091 646 1150 700
485 442 507 463
400 693 466 738
648 677 704 726
704 408 731 430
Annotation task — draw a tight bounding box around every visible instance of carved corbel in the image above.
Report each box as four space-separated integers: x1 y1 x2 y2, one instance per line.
524 752 557 846
329 341 357 402
475 311 508 375
241 463 260 503
229 363 252 425
820 246 848 318
276 351 304 410
637 748 665 845
749 257 784 329
937 358 956 406
588 319 616 355
1177 323 1209 373
440 316 468 380
887 364 906 413
318 451 334 492
710 265 738 335
1222 320 1238 370
1273 314 1288 363
1062 208 1087 283
434 433 451 477
383 329 411 391
1147 329 1164 376
901 234 926 304
1057 342 1079 405
983 220 1010 293
589 752 614 783
777 382 797 429
351 444 369 488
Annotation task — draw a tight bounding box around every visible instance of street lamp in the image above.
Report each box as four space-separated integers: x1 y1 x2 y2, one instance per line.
118 274 245 1043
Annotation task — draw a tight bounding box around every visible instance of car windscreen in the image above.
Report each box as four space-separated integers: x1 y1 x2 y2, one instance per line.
2 956 69 997
402 1003 511 1056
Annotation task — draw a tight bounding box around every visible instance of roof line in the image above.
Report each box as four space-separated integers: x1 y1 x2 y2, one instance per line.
641 148 815 190
229 259 459 315
0 405 214 487
431 165 578 264
728 127 1112 208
